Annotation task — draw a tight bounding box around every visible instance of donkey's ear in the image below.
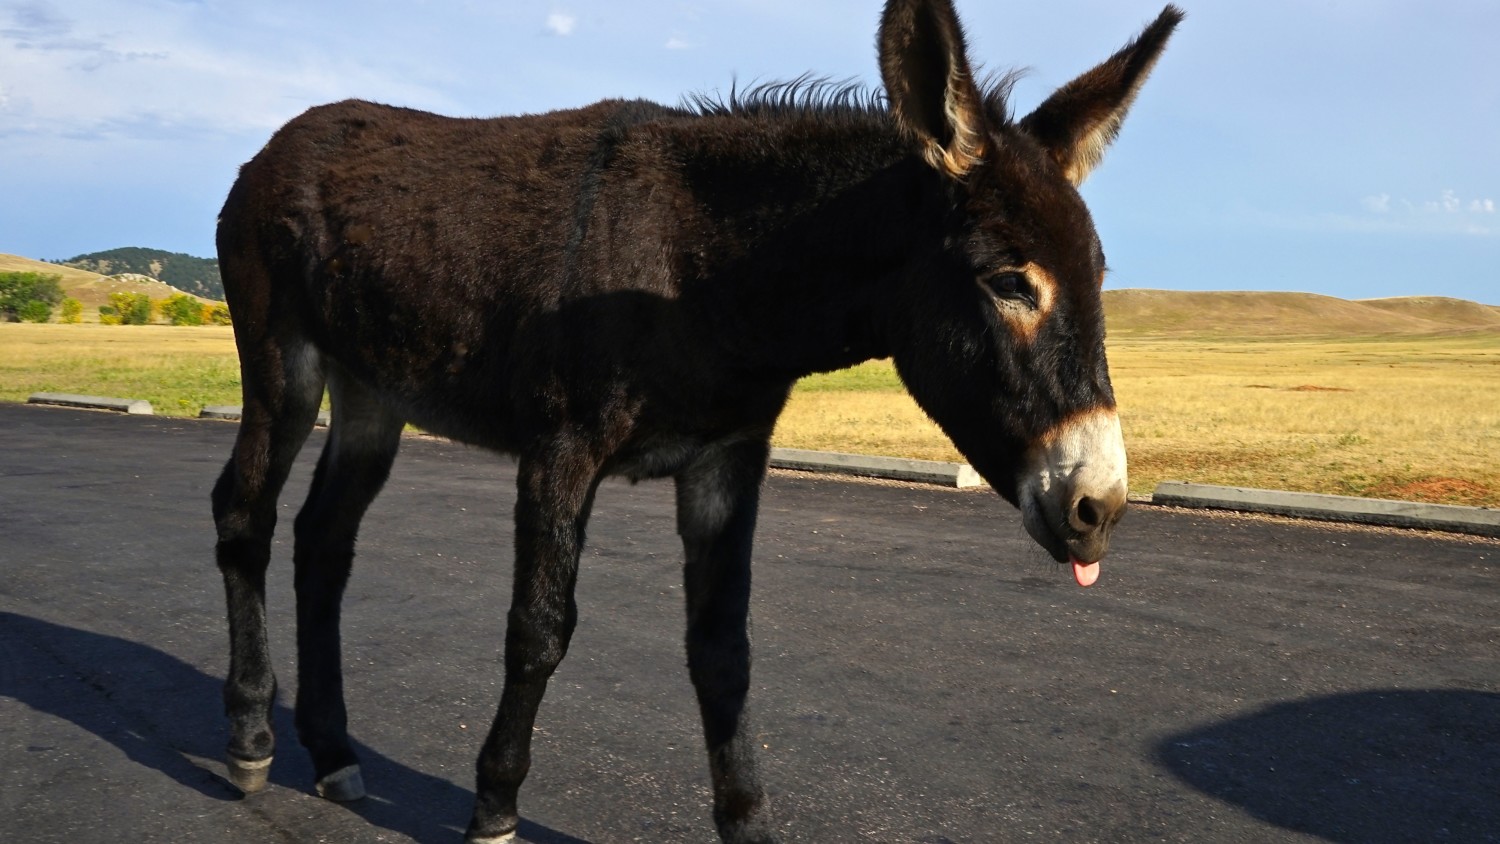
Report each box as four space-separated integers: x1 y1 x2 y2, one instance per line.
879 0 988 179
1019 5 1184 186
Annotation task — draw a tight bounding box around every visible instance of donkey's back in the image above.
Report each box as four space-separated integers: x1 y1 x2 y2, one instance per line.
219 96 739 452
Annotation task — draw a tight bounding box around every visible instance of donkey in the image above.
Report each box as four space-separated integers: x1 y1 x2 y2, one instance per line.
210 1 1180 840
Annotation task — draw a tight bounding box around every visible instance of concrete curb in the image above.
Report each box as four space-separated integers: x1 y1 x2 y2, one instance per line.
200 405 330 427
21 400 1493 536
1152 481 1500 539
28 392 153 415
193 406 980 487
770 447 984 488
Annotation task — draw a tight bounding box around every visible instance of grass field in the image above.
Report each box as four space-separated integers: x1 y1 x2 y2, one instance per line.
3 321 1498 507
0 324 243 417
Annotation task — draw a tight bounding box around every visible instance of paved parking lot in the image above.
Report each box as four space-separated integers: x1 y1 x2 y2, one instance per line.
2 402 1496 842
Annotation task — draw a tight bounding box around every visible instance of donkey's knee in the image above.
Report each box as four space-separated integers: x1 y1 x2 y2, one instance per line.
503 603 577 685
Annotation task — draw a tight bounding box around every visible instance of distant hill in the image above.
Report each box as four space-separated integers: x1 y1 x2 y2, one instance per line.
58 247 222 300
1104 289 1500 338
1 253 216 313
5 250 1497 337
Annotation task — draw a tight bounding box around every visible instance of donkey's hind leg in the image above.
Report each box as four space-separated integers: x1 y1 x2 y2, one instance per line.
290 370 404 802
676 439 781 844
212 339 325 794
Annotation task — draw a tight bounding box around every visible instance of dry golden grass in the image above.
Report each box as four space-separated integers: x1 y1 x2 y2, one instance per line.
5 308 1498 507
0 323 242 417
775 333 1500 507
1106 333 1500 506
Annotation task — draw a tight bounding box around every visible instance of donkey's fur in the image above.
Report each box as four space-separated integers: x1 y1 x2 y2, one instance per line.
211 2 1181 840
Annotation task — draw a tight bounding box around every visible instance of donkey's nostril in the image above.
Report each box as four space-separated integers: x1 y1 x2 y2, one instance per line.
1068 485 1127 535
1076 496 1103 529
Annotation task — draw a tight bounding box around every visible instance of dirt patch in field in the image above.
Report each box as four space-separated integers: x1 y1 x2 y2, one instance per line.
1364 476 1496 507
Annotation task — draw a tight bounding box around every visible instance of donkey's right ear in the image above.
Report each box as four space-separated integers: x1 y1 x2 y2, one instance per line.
879 0 988 179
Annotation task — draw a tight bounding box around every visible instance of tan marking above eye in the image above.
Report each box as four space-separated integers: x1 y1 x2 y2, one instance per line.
987 262 1057 342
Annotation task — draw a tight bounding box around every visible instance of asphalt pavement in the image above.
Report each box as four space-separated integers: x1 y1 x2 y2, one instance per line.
1 402 1496 843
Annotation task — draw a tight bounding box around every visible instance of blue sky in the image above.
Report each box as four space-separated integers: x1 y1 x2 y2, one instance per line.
1 1 1495 304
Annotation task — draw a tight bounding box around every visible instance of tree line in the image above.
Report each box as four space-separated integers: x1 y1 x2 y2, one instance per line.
0 271 230 325
57 247 224 300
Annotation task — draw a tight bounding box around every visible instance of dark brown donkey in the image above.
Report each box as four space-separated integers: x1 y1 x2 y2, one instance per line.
211 1 1181 840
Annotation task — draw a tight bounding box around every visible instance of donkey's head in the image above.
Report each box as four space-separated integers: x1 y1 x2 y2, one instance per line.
876 0 1181 584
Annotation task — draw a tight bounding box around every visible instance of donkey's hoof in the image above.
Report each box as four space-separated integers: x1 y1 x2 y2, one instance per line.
315 764 366 802
226 755 272 794
467 833 516 844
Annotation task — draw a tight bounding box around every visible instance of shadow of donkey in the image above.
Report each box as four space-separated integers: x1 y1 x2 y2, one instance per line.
1158 688 1500 843
0 611 589 844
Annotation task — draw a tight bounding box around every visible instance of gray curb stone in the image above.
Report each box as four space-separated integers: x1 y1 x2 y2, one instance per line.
194 407 981 487
1152 480 1500 538
37 399 1491 534
769 447 983 488
28 392 153 415
200 406 330 427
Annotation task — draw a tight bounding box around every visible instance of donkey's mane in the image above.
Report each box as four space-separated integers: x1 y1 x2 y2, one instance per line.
684 75 886 121
683 70 1023 128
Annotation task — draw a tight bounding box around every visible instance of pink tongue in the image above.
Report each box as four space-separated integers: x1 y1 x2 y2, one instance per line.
1072 559 1101 588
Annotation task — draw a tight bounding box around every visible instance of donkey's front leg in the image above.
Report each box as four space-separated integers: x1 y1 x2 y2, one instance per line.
466 448 601 844
676 440 781 844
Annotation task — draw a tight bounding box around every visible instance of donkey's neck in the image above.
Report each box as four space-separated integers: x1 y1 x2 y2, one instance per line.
665 115 944 381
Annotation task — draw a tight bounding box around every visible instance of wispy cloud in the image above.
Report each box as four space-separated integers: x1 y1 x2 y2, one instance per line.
0 1 473 142
545 11 576 36
665 35 690 50
1349 189 1497 236
1364 189 1496 217
1252 190 1499 239
1 1 73 41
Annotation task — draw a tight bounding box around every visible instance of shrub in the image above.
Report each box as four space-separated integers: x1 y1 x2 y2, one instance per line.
205 302 232 325
0 271 65 322
106 292 153 325
18 299 53 322
59 297 83 323
161 293 205 325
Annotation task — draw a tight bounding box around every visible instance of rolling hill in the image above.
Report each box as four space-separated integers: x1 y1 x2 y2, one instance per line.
1102 289 1500 338
5 248 1497 337
0 253 218 313
60 247 222 300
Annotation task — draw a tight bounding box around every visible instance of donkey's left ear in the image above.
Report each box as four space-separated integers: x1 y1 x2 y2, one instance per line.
1019 6 1184 186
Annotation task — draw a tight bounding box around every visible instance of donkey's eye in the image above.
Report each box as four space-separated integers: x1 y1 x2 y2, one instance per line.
982 272 1035 307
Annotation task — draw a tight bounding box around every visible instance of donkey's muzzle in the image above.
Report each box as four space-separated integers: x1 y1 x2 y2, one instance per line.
1018 408 1128 578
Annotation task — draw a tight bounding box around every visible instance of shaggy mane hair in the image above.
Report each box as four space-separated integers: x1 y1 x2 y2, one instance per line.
683 70 1024 129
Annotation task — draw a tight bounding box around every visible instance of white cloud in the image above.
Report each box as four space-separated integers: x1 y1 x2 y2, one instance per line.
545 12 576 36
1 1 73 41
665 36 690 50
1338 190 1500 238
0 1 478 142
